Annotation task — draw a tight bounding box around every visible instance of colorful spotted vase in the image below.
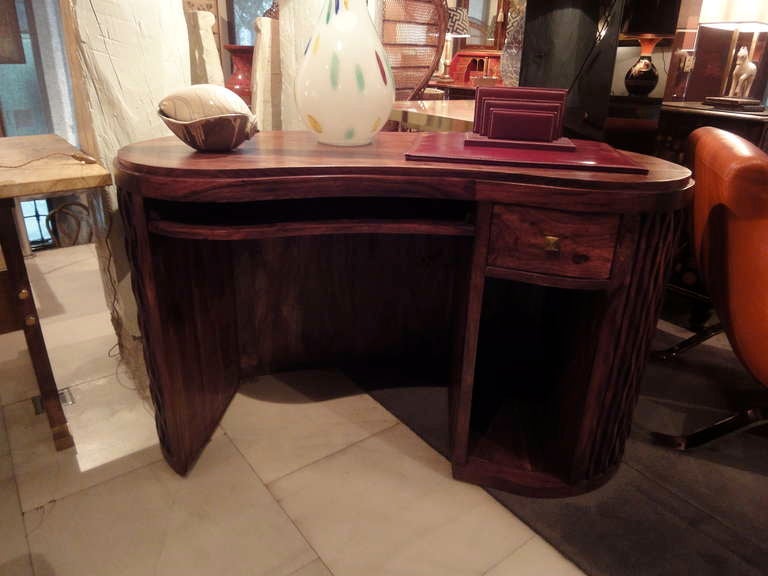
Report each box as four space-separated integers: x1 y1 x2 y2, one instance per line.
295 0 395 146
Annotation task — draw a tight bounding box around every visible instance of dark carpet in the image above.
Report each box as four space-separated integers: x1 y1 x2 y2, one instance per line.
363 328 768 576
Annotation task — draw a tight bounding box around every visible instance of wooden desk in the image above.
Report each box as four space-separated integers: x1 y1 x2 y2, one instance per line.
117 131 691 496
390 100 474 132
435 49 503 99
0 135 111 449
427 80 478 100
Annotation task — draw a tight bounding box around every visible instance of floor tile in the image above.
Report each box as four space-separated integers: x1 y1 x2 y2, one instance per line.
0 409 9 456
484 536 585 576
1 243 117 407
25 436 317 576
289 559 333 576
222 370 397 483
5 372 162 512
0 331 37 407
25 245 98 277
0 311 119 407
656 319 731 351
0 556 33 576
27 246 108 322
0 455 33 576
270 424 533 576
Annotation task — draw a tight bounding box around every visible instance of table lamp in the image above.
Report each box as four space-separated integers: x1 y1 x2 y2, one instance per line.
433 7 470 82
699 0 768 108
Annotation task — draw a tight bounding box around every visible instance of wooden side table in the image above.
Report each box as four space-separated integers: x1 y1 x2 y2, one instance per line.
0 134 111 450
389 100 474 132
657 101 768 164
427 80 478 100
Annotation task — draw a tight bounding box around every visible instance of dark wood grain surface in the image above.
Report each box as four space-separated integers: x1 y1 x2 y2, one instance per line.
0 270 21 334
117 132 691 197
117 130 693 495
149 219 475 241
234 235 470 379
487 205 619 280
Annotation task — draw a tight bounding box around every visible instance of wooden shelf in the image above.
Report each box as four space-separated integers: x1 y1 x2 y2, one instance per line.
486 265 611 291
452 276 608 495
146 196 476 240
149 218 475 240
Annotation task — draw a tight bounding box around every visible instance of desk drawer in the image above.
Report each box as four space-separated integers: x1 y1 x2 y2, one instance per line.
488 205 619 279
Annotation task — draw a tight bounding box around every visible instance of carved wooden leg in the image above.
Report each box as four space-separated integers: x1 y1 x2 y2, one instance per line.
0 198 73 450
119 188 240 474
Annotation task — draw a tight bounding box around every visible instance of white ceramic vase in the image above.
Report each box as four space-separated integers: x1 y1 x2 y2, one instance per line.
295 0 395 146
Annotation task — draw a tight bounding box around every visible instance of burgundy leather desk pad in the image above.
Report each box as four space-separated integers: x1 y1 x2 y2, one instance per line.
478 99 563 139
473 87 567 133
405 132 648 174
464 133 576 152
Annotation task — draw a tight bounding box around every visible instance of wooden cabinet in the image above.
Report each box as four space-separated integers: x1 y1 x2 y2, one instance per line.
657 102 768 164
448 49 502 85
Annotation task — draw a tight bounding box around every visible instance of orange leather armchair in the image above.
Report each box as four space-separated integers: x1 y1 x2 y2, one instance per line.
655 126 768 449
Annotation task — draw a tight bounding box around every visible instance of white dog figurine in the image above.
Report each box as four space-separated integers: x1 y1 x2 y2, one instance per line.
728 46 757 99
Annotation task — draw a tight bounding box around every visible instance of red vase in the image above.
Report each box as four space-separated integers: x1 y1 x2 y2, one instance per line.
224 44 254 106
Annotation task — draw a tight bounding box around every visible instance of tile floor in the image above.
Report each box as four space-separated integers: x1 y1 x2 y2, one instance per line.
0 245 585 576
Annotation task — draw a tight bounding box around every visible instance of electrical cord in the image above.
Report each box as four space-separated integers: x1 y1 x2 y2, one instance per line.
45 201 92 247
103 209 121 327
568 0 621 94
0 151 98 169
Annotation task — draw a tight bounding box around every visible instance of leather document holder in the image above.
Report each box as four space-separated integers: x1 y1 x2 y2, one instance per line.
478 99 563 138
487 110 556 141
473 86 567 135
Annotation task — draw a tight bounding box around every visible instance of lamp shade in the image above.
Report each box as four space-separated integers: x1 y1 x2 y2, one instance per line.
699 1 768 25
447 7 470 37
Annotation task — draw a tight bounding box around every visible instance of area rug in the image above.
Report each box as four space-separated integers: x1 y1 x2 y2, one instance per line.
364 327 768 576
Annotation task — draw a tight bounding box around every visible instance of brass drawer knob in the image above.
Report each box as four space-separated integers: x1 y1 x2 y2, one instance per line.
24 315 37 327
543 235 561 254
17 289 30 301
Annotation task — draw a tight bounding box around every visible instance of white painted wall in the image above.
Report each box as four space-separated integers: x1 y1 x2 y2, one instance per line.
71 0 191 171
69 0 192 345
32 0 77 144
